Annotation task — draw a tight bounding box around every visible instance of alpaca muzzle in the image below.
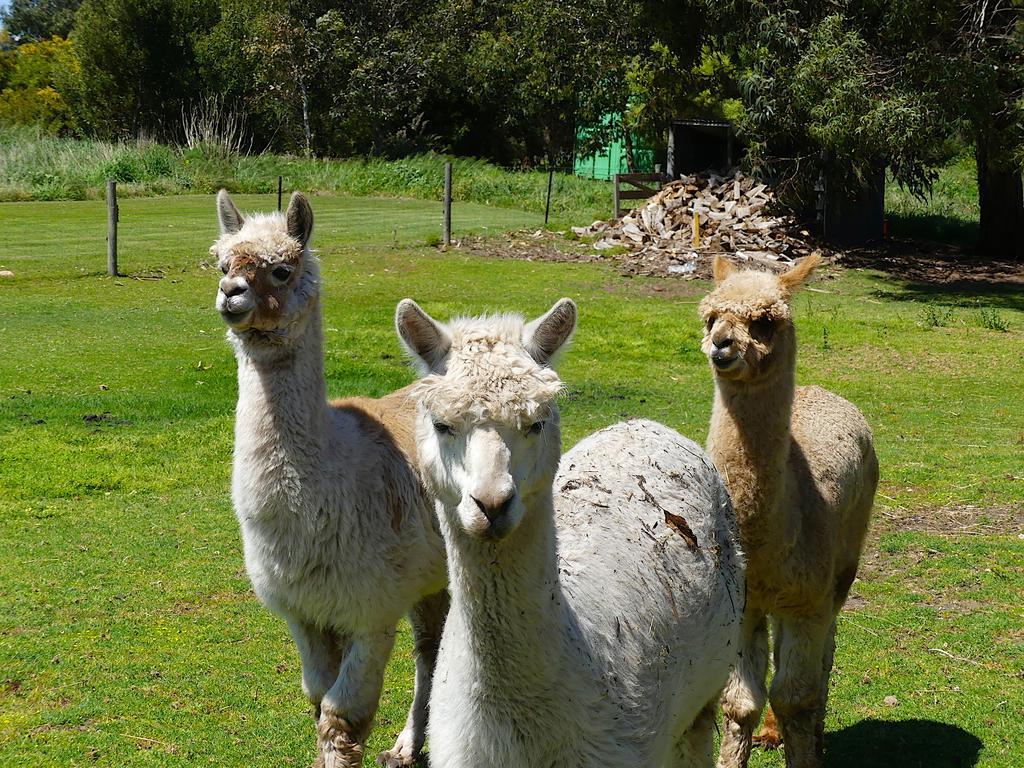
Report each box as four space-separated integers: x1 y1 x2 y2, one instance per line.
711 342 738 369
217 276 256 322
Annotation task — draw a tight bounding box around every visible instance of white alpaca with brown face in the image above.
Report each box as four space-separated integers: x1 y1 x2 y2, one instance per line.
396 298 745 768
699 255 878 768
212 191 448 768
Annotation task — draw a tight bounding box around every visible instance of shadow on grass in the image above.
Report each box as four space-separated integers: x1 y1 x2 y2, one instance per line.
871 280 1024 313
888 213 978 250
839 236 1024 312
826 718 982 768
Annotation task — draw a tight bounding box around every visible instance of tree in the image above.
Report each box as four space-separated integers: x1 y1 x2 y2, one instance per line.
1 0 84 41
955 1 1024 258
71 0 218 139
0 35 79 132
703 3 957 210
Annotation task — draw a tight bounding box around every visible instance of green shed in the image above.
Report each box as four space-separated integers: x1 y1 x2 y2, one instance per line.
573 115 656 181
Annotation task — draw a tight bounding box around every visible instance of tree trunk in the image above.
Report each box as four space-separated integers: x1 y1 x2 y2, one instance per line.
976 138 1024 260
298 72 313 158
623 126 636 173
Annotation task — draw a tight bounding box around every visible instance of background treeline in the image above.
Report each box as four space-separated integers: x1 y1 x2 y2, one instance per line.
0 0 701 165
1 0 1022 252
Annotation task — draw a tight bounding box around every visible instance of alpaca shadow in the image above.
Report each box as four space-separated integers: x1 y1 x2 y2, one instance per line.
826 718 982 768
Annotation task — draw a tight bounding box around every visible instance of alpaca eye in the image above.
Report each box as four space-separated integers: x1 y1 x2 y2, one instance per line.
705 315 716 331
433 422 455 436
272 265 293 282
220 263 229 275
750 317 774 340
528 421 545 435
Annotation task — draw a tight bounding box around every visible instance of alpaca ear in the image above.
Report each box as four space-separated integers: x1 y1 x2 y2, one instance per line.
524 298 577 366
286 192 314 247
395 299 452 374
217 189 245 234
778 251 822 294
712 255 735 284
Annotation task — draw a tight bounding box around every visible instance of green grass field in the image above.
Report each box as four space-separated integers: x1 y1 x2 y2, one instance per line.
1 194 1020 767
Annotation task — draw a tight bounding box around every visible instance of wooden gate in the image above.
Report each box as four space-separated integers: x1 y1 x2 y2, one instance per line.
613 173 664 218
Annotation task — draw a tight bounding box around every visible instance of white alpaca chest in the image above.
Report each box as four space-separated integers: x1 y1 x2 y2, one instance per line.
232 423 444 634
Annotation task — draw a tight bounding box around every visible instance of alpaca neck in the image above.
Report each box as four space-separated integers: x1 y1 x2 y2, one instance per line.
445 489 570 689
231 300 329 471
709 360 796 550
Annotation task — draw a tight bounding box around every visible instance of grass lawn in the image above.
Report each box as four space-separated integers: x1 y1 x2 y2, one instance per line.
0 194 1021 767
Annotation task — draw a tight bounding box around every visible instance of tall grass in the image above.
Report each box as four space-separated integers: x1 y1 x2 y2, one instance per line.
885 154 979 245
0 126 612 224
1 125 982 238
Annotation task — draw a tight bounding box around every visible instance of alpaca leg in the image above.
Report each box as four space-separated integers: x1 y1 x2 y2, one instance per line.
287 618 350 714
317 627 398 768
672 702 717 768
377 589 450 768
752 619 783 750
815 619 838 757
717 610 769 768
752 706 782 749
768 615 832 768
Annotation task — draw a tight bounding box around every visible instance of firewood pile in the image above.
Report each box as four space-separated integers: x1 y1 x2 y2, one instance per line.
572 171 821 277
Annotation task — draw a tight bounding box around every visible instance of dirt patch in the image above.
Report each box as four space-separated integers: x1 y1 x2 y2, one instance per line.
874 503 1023 536
852 503 1022 588
838 239 1024 286
455 230 603 265
457 229 1024 292
454 229 803 281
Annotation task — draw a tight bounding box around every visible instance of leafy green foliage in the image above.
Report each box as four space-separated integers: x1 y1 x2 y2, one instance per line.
0 0 83 40
0 35 78 133
71 0 218 140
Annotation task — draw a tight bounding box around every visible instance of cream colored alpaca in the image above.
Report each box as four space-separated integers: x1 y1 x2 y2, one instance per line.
211 191 447 768
396 298 745 768
699 254 878 768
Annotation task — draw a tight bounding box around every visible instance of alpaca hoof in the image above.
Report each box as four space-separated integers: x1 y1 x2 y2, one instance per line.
376 728 419 767
752 708 783 750
376 749 416 767
317 714 364 768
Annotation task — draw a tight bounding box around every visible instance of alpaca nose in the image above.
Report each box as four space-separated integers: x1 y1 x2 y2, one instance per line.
712 338 734 357
220 276 249 298
472 492 515 523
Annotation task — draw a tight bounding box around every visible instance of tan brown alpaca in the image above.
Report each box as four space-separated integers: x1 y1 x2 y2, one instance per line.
700 254 878 768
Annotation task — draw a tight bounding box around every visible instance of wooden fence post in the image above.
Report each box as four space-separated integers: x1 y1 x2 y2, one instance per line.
443 161 452 246
106 179 118 276
545 167 554 226
613 173 663 219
